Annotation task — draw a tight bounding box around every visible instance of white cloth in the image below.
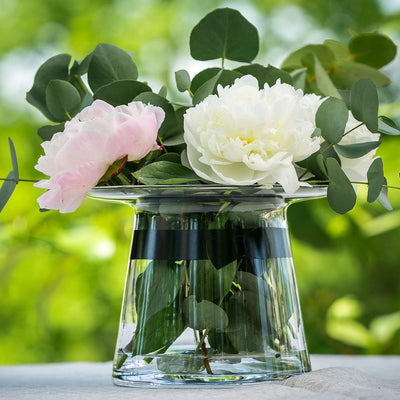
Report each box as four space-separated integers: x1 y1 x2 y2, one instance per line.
0 356 399 400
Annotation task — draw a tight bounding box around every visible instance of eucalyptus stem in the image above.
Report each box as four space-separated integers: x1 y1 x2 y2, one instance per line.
198 329 213 375
0 178 38 183
73 75 90 94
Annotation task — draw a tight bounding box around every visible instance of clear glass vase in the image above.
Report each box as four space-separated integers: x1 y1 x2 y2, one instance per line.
90 185 327 387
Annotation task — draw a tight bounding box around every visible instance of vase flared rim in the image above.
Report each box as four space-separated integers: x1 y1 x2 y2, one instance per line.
89 184 328 203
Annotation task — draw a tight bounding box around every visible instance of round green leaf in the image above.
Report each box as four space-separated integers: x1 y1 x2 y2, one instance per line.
326 157 356 214
313 55 341 98
377 177 392 211
0 171 17 213
46 79 82 121
190 68 221 93
367 157 385 203
183 295 228 331
26 53 71 121
316 97 349 144
87 43 138 93
349 33 397 69
175 69 191 92
93 79 151 106
378 118 400 136
235 63 293 87
37 123 65 141
350 78 378 132
330 60 391 89
190 8 259 62
281 44 335 71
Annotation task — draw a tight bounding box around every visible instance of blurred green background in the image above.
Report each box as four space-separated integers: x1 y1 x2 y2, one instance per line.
1 0 400 364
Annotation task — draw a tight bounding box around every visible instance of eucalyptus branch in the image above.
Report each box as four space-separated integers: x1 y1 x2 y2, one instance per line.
72 75 90 94
0 178 38 183
321 122 365 156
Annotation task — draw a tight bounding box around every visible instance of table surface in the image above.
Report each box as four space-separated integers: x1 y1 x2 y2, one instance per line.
0 355 399 400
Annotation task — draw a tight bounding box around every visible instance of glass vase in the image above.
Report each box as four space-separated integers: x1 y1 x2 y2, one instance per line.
90 185 327 387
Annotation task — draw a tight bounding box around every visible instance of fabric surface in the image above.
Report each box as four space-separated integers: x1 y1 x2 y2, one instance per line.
0 356 399 400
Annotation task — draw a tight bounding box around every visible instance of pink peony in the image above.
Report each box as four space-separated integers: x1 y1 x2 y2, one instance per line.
34 100 164 213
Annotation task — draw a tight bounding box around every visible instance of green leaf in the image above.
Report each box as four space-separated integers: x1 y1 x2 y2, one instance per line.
377 118 400 136
0 171 17 213
188 260 237 302
234 64 293 87
330 60 390 89
290 68 307 90
26 53 71 121
158 86 167 98
192 70 242 105
131 301 185 356
72 52 93 76
190 68 221 93
99 156 128 182
313 55 341 98
134 92 178 140
377 177 392 211
326 157 357 214
8 138 18 183
350 78 378 132
190 8 259 62
316 97 349 144
367 157 385 203
87 43 138 93
135 260 185 325
192 70 222 105
133 161 199 184
37 123 65 141
175 69 191 92
349 33 397 69
93 79 151 106
46 80 81 121
281 44 335 70
155 153 181 164
183 295 228 331
161 134 185 146
323 39 350 60
335 141 381 159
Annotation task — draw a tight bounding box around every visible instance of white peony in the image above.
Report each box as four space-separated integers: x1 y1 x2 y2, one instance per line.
183 75 322 193
338 113 381 182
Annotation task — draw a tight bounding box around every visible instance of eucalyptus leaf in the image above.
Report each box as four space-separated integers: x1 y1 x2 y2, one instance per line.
335 140 381 159
190 8 259 62
350 78 378 132
313 55 341 98
367 157 385 203
26 53 71 121
323 39 349 60
133 161 199 184
330 60 390 89
377 177 392 211
326 157 356 214
161 134 185 146
290 68 307 90
93 79 151 106
158 86 167 98
37 123 65 141
349 33 397 69
46 79 82 121
134 92 178 139
316 97 348 144
8 138 18 183
190 68 221 93
131 301 185 356
192 70 242 105
281 44 335 71
135 260 185 325
377 118 400 136
188 260 237 302
175 69 191 92
235 64 293 87
0 171 17 213
183 295 228 331
87 43 138 93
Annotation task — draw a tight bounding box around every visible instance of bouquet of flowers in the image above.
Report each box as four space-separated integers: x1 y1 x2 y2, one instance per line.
1 7 400 381
1 8 399 215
